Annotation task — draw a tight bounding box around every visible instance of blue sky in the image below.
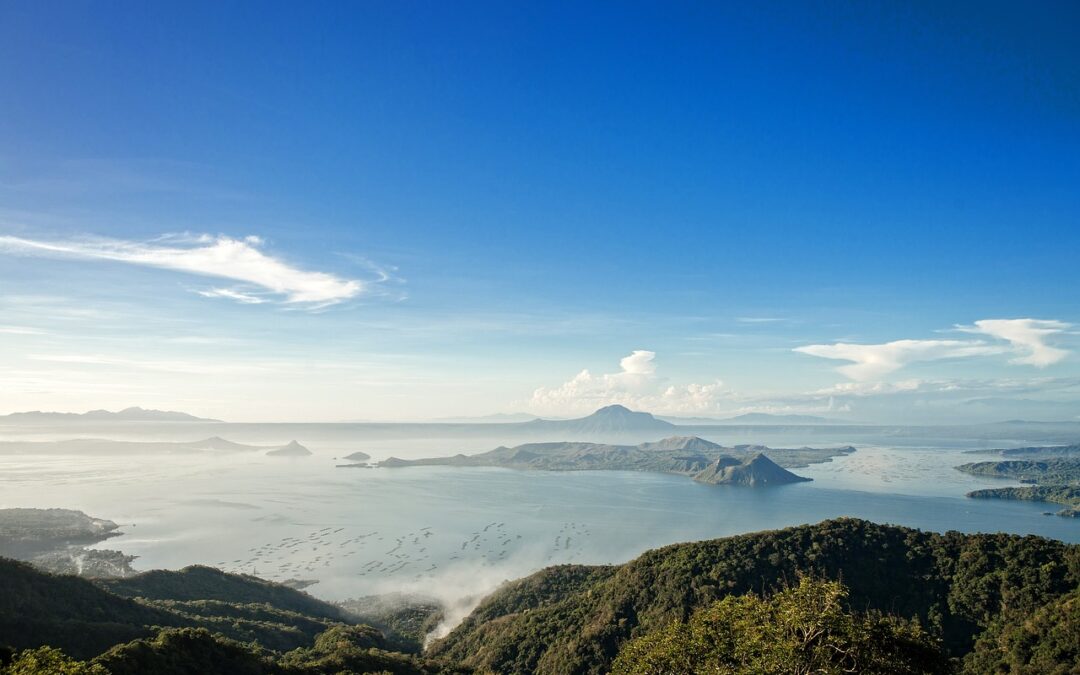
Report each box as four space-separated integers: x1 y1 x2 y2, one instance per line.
1 2 1078 422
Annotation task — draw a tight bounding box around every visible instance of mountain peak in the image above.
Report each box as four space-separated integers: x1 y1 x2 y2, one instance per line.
591 404 634 416
584 405 666 423
522 405 675 435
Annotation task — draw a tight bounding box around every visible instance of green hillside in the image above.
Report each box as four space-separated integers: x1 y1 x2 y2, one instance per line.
429 518 1078 674
96 565 351 623
955 458 1080 485
2 519 1077 674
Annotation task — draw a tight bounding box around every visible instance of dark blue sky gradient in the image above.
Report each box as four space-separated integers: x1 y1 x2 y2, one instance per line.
1 2 1077 418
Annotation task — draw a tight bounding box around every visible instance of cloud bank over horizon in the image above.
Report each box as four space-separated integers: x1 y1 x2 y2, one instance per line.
529 350 726 417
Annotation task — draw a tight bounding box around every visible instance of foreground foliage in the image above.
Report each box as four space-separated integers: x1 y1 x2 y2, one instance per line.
1 627 462 675
430 518 1079 674
1 647 109 675
962 588 1080 674
611 577 950 674
2 518 1077 674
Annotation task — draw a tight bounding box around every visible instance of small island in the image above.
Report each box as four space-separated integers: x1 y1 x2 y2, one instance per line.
334 450 374 468
266 440 313 457
377 436 853 487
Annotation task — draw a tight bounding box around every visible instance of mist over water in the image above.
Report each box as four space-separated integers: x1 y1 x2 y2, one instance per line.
1 422 1077 635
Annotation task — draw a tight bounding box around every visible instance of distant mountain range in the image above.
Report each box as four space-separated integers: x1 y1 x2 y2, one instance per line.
433 412 541 423
4 404 1077 429
519 404 676 434
0 437 309 457
659 412 844 425
967 443 1080 458
0 406 220 422
504 406 845 433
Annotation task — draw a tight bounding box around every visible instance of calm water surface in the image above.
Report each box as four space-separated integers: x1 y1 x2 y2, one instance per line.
0 439 1074 604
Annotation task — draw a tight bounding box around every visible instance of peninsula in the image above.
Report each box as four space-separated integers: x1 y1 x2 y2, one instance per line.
957 456 1080 517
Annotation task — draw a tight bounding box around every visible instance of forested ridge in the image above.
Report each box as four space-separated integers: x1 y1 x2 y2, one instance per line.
0 558 462 674
956 456 1080 516
955 458 1080 485
429 518 1079 674
1 518 1077 674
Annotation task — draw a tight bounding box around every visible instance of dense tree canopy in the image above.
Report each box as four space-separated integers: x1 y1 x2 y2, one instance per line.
431 518 1078 674
962 588 1080 675
1 647 109 675
611 577 951 675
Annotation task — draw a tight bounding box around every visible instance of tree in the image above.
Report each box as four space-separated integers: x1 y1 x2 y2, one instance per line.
963 588 1080 674
1 647 108 675
611 577 951 675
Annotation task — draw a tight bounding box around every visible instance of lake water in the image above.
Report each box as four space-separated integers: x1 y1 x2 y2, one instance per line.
0 431 1075 621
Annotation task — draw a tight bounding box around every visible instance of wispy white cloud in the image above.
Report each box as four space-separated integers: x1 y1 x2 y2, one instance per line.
807 379 924 397
796 318 1073 380
196 287 267 304
735 316 786 324
798 376 1080 424
793 339 1002 381
529 350 725 416
809 376 1080 398
0 234 364 306
164 335 249 346
0 325 45 335
957 318 1070 367
0 158 246 200
25 352 276 375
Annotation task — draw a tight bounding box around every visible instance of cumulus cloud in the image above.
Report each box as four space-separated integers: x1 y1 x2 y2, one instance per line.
529 350 725 416
957 318 1070 367
793 339 1002 381
0 234 363 306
